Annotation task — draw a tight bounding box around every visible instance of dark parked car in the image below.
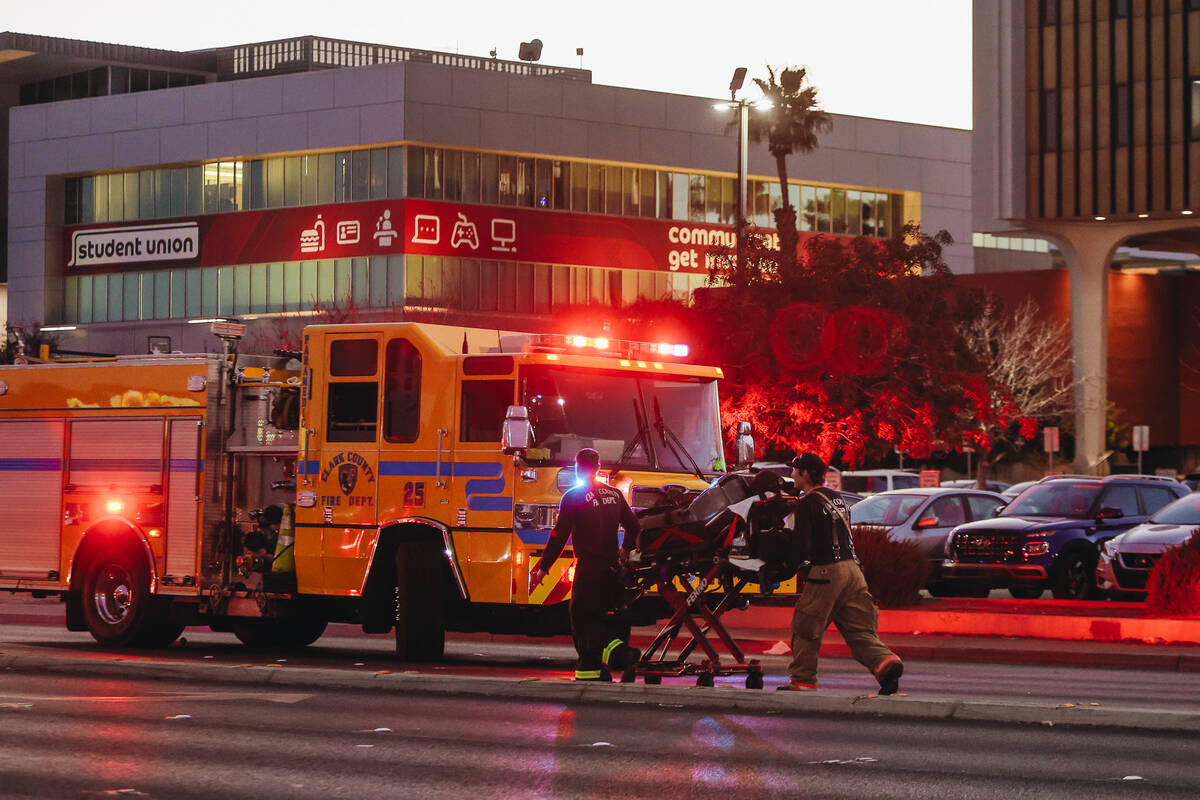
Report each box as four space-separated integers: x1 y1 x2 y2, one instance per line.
850 488 1007 596
940 475 1188 599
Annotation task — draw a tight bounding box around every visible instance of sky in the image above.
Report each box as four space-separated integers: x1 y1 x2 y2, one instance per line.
7 0 973 129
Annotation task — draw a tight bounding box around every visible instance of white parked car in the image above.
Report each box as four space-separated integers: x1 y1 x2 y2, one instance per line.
840 469 921 495
1096 492 1200 599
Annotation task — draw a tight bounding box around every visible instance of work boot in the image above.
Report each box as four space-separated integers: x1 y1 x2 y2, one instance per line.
603 640 641 671
574 668 613 682
876 659 903 696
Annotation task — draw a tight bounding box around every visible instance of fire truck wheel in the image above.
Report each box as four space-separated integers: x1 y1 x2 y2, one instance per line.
276 616 328 648
134 612 185 648
394 539 446 661
81 548 152 647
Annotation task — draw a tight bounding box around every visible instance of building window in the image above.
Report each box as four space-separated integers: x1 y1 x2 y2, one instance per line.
460 381 514 442
1111 0 1130 18
1114 83 1131 147
1041 89 1059 152
1040 0 1058 25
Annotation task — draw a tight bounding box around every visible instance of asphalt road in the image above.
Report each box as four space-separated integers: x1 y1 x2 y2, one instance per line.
0 671 1196 800
3 622 1200 714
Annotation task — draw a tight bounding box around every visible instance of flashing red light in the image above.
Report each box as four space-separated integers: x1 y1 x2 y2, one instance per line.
529 334 690 360
566 563 576 582
106 500 123 513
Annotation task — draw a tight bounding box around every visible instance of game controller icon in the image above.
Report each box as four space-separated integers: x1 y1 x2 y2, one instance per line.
450 213 480 250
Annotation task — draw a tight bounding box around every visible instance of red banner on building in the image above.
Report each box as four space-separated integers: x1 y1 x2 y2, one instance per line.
62 199 770 276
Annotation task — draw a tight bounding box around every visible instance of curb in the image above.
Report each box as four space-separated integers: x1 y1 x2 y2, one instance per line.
2 650 1197 733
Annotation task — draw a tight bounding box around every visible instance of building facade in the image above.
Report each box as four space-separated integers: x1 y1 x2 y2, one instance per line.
4 33 972 356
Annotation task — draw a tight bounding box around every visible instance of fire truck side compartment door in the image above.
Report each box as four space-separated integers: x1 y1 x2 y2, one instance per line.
0 419 65 579
165 418 201 586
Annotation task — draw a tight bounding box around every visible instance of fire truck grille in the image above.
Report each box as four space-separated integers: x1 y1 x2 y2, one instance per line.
953 531 1022 562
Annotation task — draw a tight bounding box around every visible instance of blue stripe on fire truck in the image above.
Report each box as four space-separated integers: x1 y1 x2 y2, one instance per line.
69 457 164 471
377 460 512 512
0 458 61 471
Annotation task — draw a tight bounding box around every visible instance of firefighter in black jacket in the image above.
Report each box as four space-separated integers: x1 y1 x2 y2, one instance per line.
780 452 903 694
529 448 641 681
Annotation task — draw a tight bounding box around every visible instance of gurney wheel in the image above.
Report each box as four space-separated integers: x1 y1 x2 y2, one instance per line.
645 674 662 685
696 672 715 688
620 666 637 684
745 671 764 690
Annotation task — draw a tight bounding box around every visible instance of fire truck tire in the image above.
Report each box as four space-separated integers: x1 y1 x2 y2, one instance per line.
231 617 327 649
276 616 328 648
80 547 153 647
394 539 446 661
134 605 185 648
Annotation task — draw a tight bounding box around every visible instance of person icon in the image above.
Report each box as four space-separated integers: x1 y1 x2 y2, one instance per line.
374 209 397 246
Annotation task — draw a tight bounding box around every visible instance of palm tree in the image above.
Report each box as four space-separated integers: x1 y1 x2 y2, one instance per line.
749 66 831 280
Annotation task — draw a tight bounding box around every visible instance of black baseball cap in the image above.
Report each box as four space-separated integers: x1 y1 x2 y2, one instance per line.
575 448 601 469
790 452 826 475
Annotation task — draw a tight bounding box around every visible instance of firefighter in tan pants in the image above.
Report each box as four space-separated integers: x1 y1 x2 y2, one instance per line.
778 453 903 694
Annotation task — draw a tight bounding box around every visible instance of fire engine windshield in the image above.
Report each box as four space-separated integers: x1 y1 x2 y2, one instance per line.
519 365 724 474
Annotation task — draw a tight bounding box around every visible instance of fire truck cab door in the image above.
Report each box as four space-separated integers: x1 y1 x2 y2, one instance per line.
306 332 382 594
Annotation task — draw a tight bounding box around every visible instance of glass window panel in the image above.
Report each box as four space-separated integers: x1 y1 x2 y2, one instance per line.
151 171 169 219
200 268 218 315
460 259 480 310
640 168 655 218
246 161 264 209
572 266 588 303
876 194 891 238
443 149 462 202
704 174 720 223
318 153 335 203
862 194 876 237
384 338 421 443
815 186 831 232
65 178 79 225
232 265 250 315
479 260 498 311
108 273 124 320
831 188 847 234
266 158 284 208
498 155 515 205
139 171 154 218
281 262 301 311
170 270 186 317
425 149 444 200
186 166 202 214
64 276 79 324
139 272 154 320
768 182 782 216
168 169 186 216
317 260 336 304
657 172 672 218
515 263 534 313
370 149 388 199
284 156 301 207
604 165 620 215
497 262 516 312
300 261 318 308
621 167 638 216
351 258 369 307
326 382 378 443
351 150 369 201
571 162 588 210
423 256 443 301
533 264 551 314
845 190 862 235
387 255 405 306
268 263 284 312
552 265 570 309
79 274 95 323
586 163 603 212
405 255 424 300
461 151 480 203
202 162 220 214
442 257 461 307
672 173 689 221
552 161 568 210
92 174 109 222
334 259 351 304
408 148 427 201
480 153 498 205
719 177 735 225
230 161 242 212
108 173 124 221
79 176 95 224
535 159 553 208
751 180 770 227
332 152 349 202
589 267 606 304
299 155 317 206
688 175 705 222
368 256 387 307
250 264 268 314
388 147 405 198
516 157 534 207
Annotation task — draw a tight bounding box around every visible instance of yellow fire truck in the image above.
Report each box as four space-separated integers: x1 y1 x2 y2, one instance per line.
0 321 764 658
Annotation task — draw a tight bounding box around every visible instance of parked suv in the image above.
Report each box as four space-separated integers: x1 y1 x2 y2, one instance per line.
940 475 1188 599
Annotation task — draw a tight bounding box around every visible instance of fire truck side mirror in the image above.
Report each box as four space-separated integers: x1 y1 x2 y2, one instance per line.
502 405 534 455
734 421 755 469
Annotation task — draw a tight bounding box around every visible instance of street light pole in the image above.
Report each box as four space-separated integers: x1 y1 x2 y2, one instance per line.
729 67 749 275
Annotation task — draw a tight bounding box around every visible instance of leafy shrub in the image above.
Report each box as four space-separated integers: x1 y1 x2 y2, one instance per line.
851 526 929 608
1145 529 1200 616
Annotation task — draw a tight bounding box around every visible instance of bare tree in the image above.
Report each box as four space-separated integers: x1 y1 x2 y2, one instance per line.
958 297 1075 483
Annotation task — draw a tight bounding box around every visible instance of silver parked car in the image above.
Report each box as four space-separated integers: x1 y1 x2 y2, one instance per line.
1096 492 1200 599
849 487 1007 596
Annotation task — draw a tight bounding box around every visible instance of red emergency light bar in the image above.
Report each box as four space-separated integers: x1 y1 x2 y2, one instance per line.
528 333 689 359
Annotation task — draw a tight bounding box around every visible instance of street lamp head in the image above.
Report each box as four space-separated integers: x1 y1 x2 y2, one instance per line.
754 100 774 111
713 101 734 111
729 67 747 98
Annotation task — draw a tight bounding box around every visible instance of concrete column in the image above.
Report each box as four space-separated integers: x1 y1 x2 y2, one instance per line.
1038 223 1127 474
